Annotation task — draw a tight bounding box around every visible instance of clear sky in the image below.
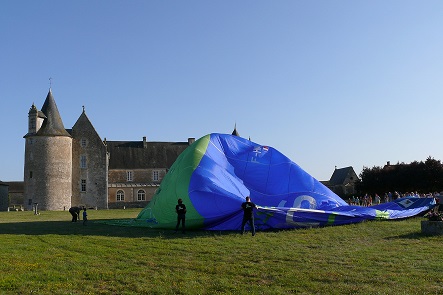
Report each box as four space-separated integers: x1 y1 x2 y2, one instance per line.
1 1 443 182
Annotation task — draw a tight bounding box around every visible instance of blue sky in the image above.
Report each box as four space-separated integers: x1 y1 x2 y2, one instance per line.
1 1 443 182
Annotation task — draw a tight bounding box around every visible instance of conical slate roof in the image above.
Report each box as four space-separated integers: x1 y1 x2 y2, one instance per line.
36 90 71 137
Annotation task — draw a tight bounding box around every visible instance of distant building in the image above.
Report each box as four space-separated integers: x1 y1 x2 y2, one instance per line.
383 161 398 171
0 181 8 211
23 89 193 211
6 181 24 209
322 166 359 196
105 138 193 209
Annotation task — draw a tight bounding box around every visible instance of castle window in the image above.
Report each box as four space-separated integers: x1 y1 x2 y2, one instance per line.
127 171 133 182
81 179 86 192
116 190 125 201
152 170 159 181
80 155 87 169
81 138 87 148
137 190 146 201
29 171 33 179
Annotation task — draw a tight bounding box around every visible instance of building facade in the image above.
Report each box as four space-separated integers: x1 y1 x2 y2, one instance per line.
322 166 359 197
23 90 192 211
5 182 24 210
0 181 8 211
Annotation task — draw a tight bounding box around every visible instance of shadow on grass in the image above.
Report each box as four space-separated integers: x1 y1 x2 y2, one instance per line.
0 219 238 239
384 232 431 240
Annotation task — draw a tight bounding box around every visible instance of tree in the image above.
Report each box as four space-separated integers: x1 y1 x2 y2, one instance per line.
357 157 443 195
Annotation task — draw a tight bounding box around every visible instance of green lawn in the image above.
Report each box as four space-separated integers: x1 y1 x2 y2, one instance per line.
0 209 442 295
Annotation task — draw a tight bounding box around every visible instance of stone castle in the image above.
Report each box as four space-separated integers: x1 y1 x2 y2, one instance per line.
23 89 192 211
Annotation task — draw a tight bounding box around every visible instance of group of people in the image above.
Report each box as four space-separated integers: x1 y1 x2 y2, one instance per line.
348 194 380 206
68 206 88 225
348 191 441 207
174 196 257 236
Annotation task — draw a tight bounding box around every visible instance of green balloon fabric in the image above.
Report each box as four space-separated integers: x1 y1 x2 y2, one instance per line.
136 134 210 229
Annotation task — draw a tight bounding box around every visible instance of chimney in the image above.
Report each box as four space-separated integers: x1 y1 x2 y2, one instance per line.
188 137 195 145
387 161 390 166
143 136 147 148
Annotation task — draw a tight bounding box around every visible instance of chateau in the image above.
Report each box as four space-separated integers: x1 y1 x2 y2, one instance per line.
22 89 192 211
0 90 357 211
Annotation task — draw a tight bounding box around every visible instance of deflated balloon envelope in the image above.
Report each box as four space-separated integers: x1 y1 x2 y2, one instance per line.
136 133 435 230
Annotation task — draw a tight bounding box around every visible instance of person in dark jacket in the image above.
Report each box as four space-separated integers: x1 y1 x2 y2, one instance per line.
175 199 187 233
69 206 81 222
241 196 257 236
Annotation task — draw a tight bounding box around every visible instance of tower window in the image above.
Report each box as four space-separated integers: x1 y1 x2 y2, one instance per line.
81 179 86 192
81 138 87 148
80 155 87 169
29 171 33 179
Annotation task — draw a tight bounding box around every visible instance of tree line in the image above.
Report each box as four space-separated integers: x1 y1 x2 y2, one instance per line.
356 157 443 195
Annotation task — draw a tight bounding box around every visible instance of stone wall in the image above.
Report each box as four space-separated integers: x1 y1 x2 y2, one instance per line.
108 185 158 205
71 112 109 209
108 201 150 209
0 183 8 211
24 135 72 211
108 169 166 184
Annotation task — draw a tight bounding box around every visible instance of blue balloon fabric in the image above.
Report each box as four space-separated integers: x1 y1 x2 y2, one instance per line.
137 133 435 230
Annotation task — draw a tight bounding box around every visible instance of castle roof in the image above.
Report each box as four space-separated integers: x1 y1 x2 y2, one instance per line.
36 90 71 137
106 140 190 170
28 103 46 118
232 124 240 136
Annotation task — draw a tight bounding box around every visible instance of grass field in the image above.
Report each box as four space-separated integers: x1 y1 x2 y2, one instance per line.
0 209 442 295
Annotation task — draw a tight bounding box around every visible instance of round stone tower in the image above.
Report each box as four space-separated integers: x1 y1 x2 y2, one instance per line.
24 89 72 211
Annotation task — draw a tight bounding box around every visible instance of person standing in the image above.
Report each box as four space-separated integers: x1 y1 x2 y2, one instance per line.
375 194 381 205
82 207 88 226
241 196 257 236
175 199 186 233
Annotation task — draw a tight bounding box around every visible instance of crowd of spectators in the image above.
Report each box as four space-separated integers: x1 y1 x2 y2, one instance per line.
347 191 441 207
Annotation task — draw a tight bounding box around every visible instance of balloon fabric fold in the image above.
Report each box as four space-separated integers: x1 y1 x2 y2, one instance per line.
135 134 435 230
